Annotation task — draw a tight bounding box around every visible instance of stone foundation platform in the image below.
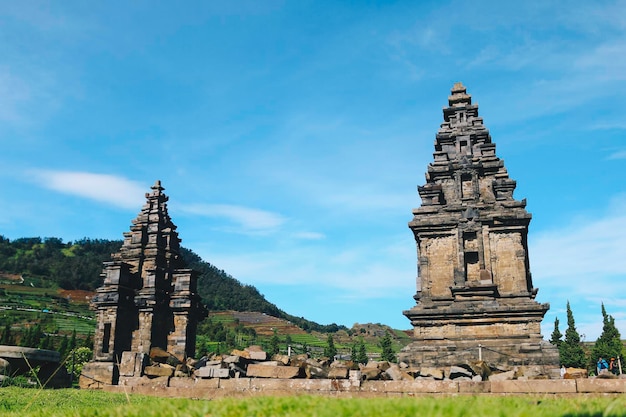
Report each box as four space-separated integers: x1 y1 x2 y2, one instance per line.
96 377 626 398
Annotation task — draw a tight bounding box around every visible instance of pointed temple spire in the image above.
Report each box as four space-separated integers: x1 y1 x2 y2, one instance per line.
88 181 207 384
399 84 559 375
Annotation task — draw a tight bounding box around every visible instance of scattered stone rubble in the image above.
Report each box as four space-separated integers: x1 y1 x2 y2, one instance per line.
84 343 566 389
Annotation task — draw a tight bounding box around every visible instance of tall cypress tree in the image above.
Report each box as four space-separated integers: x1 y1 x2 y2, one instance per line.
380 331 396 363
356 337 368 365
550 317 563 347
1 323 14 345
591 303 624 369
559 301 587 369
323 334 337 361
268 329 280 356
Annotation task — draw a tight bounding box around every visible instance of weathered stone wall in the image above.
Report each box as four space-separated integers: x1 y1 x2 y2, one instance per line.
98 378 626 398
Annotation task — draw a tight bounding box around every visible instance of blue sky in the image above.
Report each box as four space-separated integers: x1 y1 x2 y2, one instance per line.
1 1 625 341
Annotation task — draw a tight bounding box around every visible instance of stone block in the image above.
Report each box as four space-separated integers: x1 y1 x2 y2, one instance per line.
144 364 174 377
248 351 267 361
285 379 333 391
79 362 116 389
328 367 349 379
246 364 301 379
223 355 245 365
197 366 230 378
119 376 169 388
577 379 626 393
449 365 473 379
564 368 587 379
419 367 444 380
168 377 220 389
384 365 406 381
491 380 576 393
305 361 328 379
218 378 251 390
331 378 361 391
349 370 362 381
0 358 11 375
119 352 147 377
256 361 280 366
458 381 491 393
273 354 291 365
361 380 458 393
361 367 382 380
230 349 251 359
488 370 516 381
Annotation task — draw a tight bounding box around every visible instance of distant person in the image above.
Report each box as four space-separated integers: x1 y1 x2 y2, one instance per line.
609 357 618 375
597 357 609 375
560 365 566 379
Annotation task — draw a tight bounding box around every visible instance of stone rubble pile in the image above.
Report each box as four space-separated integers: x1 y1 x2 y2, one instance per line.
114 345 559 386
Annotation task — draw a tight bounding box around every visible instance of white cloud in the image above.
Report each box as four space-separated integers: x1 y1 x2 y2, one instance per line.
532 195 626 339
531 203 626 281
202 235 416 299
291 231 326 240
607 150 626 160
180 203 287 234
27 170 147 209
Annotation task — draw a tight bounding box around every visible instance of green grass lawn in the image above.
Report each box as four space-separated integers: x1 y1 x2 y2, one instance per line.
0 387 625 417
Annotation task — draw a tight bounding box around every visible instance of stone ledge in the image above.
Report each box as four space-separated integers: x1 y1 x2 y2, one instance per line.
576 379 626 393
96 378 626 397
361 380 458 393
491 380 576 393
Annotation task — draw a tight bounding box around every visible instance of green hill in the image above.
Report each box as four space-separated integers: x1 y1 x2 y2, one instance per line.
0 236 363 352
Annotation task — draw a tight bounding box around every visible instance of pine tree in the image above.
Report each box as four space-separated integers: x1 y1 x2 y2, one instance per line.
69 329 77 351
58 335 69 359
268 329 280 356
550 317 563 347
356 337 368 365
591 303 625 370
323 334 337 361
559 301 587 369
38 333 52 350
1 322 14 345
380 331 397 363
82 332 94 349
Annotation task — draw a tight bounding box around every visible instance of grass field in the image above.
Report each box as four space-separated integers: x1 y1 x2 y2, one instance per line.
0 387 625 417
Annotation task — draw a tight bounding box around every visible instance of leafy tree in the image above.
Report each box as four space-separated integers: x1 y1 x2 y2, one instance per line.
324 334 337 361
550 317 563 347
559 301 587 368
66 347 93 380
591 303 625 370
380 331 396 363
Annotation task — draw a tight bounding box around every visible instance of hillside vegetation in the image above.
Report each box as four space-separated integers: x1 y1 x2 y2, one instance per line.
1 236 414 358
0 236 346 332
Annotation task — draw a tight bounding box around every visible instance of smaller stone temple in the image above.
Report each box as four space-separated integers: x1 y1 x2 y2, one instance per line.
399 83 559 375
82 180 207 385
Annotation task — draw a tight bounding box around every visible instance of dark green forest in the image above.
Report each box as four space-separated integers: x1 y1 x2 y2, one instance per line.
0 235 345 334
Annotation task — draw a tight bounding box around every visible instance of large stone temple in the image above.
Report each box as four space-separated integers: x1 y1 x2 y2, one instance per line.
82 180 207 385
399 83 559 374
